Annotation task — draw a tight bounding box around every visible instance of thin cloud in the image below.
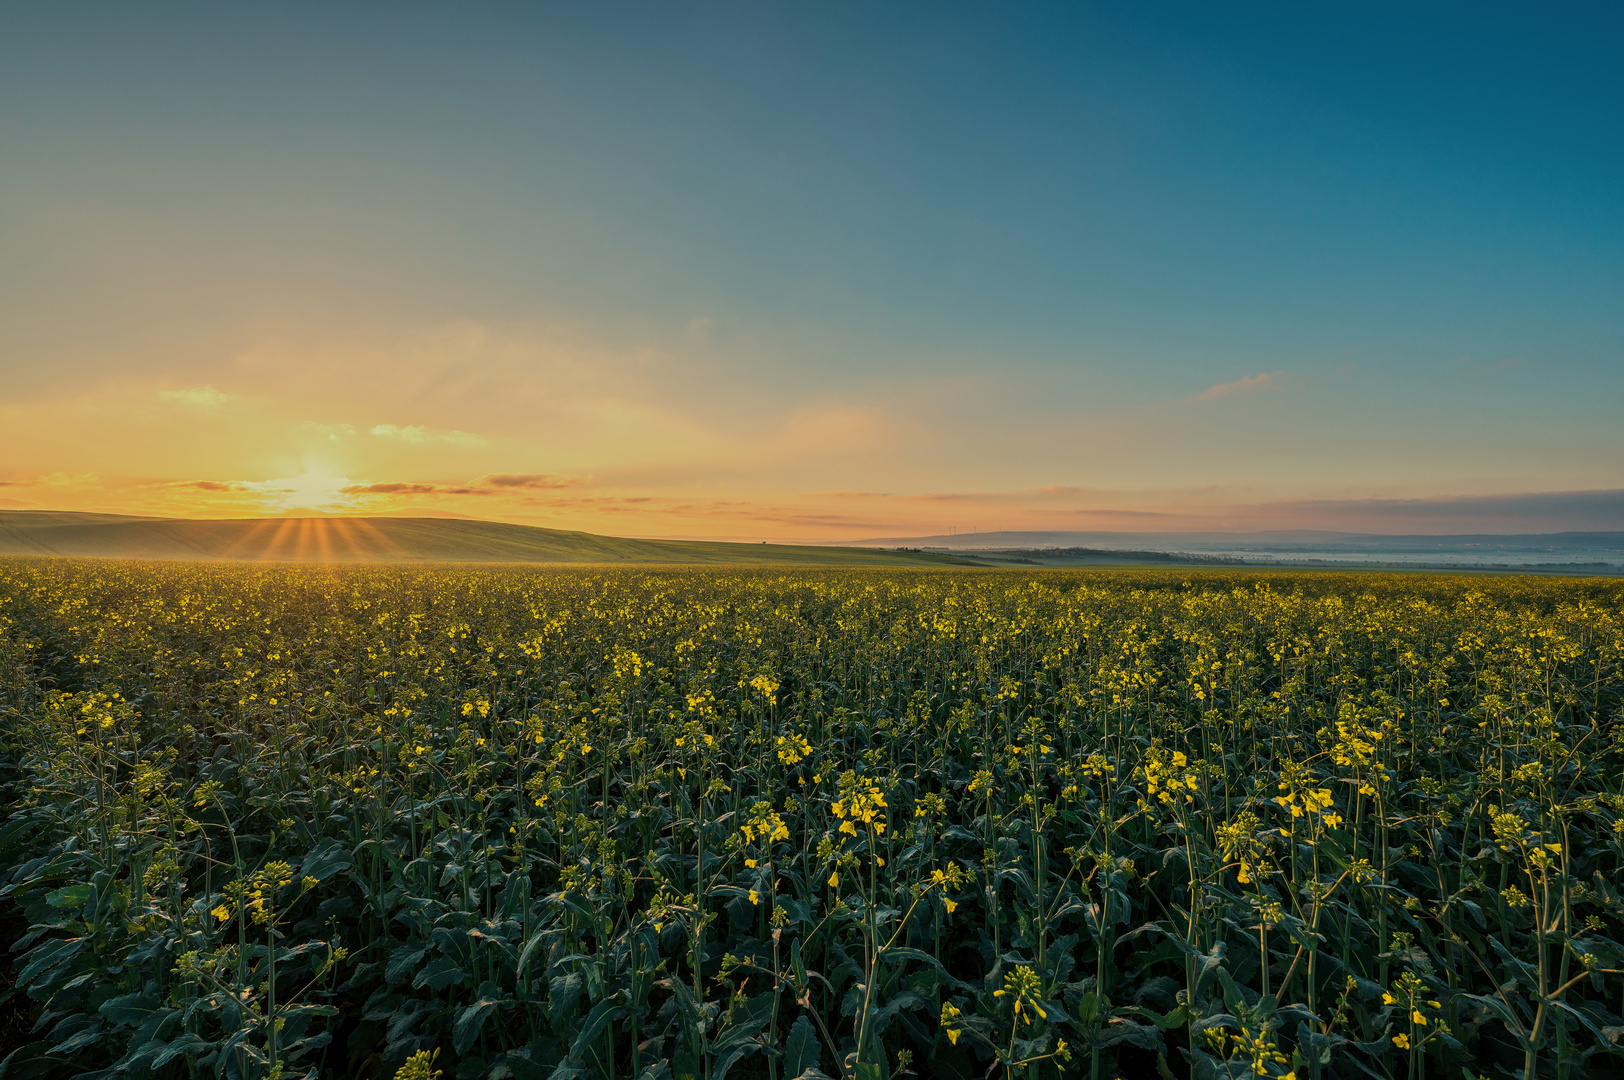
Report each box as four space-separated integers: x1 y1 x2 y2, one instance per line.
478 473 583 489
369 424 486 447
1193 372 1281 401
36 472 101 488
916 491 1001 503
159 387 231 406
1031 507 1176 518
821 487 1121 505
341 482 441 496
522 495 880 528
815 490 1014 503
170 480 255 493
339 473 585 497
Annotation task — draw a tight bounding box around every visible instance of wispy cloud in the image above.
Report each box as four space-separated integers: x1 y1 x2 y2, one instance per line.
36 472 101 488
1030 507 1176 519
168 480 255 492
340 473 586 498
369 424 486 447
158 479 295 495
159 387 231 406
479 473 583 489
1193 373 1280 401
342 482 441 496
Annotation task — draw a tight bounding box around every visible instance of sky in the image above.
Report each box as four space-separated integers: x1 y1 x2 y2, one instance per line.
2 2 1620 539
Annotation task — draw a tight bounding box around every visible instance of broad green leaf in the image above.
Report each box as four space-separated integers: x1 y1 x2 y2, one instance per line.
784 1015 820 1077
453 985 509 1055
44 884 93 909
413 955 467 991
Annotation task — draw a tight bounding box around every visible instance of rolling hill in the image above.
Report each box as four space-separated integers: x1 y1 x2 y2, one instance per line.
0 511 981 566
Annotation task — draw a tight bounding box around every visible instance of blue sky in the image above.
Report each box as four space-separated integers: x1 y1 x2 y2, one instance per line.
2 2 1619 536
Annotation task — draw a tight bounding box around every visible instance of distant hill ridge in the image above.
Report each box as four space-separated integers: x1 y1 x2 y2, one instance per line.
0 511 978 566
844 528 1624 550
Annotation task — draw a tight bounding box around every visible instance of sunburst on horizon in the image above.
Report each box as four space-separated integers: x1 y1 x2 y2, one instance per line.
251 470 356 512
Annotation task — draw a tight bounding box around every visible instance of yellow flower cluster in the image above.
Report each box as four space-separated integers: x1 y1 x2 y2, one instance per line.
739 799 790 845
1274 786 1344 829
775 732 812 765
831 771 886 836
1142 747 1198 805
992 964 1047 1021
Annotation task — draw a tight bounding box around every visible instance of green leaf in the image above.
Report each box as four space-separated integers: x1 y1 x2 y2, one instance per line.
1077 991 1099 1025
46 1027 101 1055
714 993 774 1051
386 943 428 984
44 884 92 909
791 936 809 991
17 937 84 990
712 1043 759 1080
299 839 354 882
0 1040 60 1080
1116 1003 1190 1031
1459 898 1487 929
568 1000 628 1062
550 971 584 1032
1457 993 1529 1046
98 992 160 1027
1101 1017 1162 1051
784 1015 820 1077
453 984 509 1055
515 932 548 984
413 955 467 991
144 1033 213 1069
877 946 967 990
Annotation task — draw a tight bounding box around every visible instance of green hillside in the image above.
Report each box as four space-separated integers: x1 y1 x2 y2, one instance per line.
0 511 981 566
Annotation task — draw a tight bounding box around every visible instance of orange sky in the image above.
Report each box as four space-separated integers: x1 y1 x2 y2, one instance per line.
3 318 1618 539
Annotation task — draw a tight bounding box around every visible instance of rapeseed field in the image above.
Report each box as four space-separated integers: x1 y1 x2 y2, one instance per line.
0 562 1620 1080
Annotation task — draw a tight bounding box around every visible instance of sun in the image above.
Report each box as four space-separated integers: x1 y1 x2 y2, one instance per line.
252 470 357 512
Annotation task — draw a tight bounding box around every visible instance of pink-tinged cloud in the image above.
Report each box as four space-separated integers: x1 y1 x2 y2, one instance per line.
1194 372 1280 401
